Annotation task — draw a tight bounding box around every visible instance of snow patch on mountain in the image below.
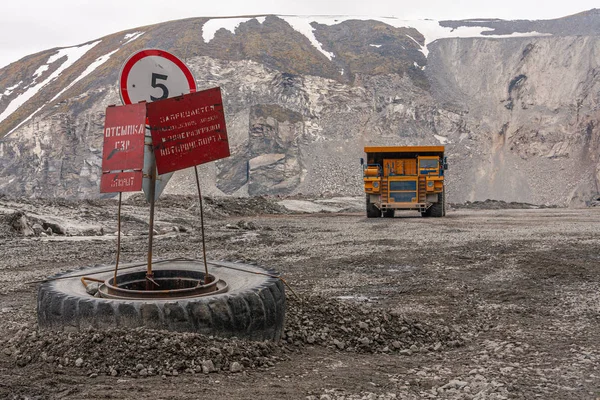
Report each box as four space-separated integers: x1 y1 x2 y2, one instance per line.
276 16 550 59
32 65 49 80
51 49 118 103
200 15 552 60
123 31 144 44
434 134 449 144
49 32 143 103
485 31 551 39
0 81 22 100
279 16 338 60
1 41 100 133
388 20 551 56
202 17 265 43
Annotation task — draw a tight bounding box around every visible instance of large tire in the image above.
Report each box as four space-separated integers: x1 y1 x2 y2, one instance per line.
424 191 445 218
37 260 285 341
366 195 381 218
442 189 447 216
425 203 443 217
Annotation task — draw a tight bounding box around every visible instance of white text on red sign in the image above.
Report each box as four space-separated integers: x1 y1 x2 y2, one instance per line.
158 106 216 123
158 133 221 157
104 123 145 138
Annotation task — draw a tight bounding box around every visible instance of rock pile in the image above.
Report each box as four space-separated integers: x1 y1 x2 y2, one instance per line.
0 213 16 238
8 326 279 377
123 194 290 217
1 211 62 238
2 210 97 237
283 295 464 354
202 195 290 217
9 295 464 378
588 194 600 207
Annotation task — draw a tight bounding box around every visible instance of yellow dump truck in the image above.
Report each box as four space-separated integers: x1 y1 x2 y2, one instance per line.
361 146 447 218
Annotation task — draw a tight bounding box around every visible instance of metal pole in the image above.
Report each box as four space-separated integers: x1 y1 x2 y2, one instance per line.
194 166 209 284
147 160 157 290
113 192 122 286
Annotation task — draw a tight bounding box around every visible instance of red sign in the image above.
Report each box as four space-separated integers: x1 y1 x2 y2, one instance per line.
100 171 143 193
101 102 146 171
100 102 146 193
147 87 230 175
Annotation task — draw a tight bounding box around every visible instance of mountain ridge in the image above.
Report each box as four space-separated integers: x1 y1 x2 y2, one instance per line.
1 11 599 205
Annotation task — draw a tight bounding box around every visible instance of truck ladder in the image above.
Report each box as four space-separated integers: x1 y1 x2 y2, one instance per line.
381 178 389 203
418 176 427 202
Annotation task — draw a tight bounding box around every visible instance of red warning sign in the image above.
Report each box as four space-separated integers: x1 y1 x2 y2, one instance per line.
100 102 146 193
101 102 146 171
147 87 230 175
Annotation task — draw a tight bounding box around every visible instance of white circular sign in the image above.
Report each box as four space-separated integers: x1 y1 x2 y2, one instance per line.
119 49 196 105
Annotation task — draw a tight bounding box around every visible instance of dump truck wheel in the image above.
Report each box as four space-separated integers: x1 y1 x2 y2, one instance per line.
383 209 395 218
37 260 285 341
427 203 444 217
442 190 446 216
428 194 444 217
421 190 445 218
366 195 382 218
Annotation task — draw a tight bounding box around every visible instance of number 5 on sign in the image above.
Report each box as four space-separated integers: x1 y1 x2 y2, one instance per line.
150 73 169 101
119 49 197 105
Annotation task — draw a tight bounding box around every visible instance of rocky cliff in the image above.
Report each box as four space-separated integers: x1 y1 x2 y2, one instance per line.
0 11 599 205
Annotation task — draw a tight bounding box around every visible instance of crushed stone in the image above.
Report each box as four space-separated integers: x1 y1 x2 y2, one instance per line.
9 295 464 377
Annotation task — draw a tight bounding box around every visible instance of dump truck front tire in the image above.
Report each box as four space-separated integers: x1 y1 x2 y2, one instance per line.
424 190 445 218
442 190 446 216
366 195 381 218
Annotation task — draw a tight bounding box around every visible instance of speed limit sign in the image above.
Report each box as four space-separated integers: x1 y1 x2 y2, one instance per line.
119 49 197 105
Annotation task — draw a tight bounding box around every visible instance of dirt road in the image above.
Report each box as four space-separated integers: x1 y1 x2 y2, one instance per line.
1 196 599 399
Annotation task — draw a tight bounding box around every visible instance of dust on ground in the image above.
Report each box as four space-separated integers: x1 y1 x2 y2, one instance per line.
1 195 599 399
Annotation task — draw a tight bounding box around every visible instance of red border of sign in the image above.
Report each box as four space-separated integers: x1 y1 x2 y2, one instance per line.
119 49 197 105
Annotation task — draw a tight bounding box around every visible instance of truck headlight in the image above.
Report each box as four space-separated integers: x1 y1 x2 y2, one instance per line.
427 181 434 187
373 182 379 188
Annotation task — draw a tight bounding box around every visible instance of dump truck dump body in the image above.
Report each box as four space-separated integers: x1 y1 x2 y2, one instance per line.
362 146 447 218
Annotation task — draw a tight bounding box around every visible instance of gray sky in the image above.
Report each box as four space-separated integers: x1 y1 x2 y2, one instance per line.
1 0 598 69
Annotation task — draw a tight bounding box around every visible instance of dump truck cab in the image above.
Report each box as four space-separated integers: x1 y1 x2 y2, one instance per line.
362 146 447 218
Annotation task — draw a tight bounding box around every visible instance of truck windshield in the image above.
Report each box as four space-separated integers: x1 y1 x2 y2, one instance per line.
419 159 438 169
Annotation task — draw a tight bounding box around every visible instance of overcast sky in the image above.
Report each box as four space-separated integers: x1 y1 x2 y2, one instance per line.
0 0 597 69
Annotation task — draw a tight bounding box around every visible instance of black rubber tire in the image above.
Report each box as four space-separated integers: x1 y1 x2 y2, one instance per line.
383 209 395 218
442 189 447 217
366 195 381 218
37 260 285 341
424 191 445 218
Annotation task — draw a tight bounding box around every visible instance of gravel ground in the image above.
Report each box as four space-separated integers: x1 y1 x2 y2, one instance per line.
0 195 599 399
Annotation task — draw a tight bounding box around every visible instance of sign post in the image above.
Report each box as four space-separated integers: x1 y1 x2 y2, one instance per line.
118 49 226 285
106 48 231 287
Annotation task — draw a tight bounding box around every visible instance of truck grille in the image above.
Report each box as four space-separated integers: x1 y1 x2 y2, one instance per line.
390 192 417 202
